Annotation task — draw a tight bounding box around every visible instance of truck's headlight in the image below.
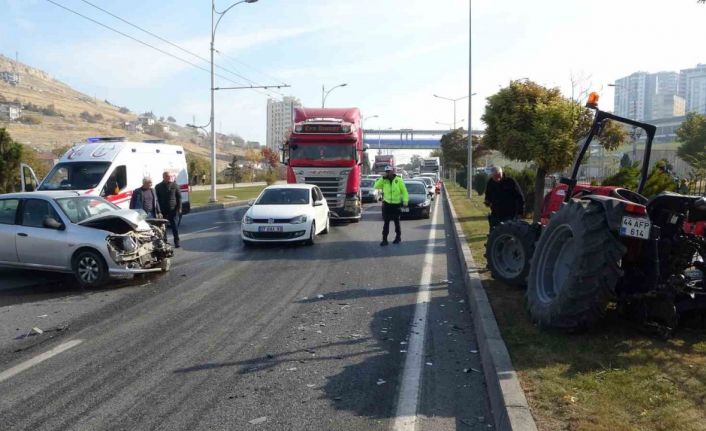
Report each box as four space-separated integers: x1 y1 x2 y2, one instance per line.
243 215 253 224
290 215 307 224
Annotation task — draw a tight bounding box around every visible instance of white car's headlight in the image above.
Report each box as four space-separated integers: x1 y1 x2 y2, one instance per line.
418 200 430 207
290 215 307 224
243 215 253 224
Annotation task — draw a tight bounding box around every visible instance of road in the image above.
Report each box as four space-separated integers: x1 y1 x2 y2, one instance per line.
0 196 492 430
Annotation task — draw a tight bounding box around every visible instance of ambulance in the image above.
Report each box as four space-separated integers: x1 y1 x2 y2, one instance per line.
21 137 191 213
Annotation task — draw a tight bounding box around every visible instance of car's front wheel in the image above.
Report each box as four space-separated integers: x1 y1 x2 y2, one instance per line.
322 216 330 234
306 222 316 246
73 249 109 287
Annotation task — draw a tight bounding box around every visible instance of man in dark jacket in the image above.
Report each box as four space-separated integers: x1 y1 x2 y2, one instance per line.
483 166 524 230
129 177 161 218
156 171 182 247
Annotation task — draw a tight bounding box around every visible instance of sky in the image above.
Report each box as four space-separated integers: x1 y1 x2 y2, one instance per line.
1 0 706 146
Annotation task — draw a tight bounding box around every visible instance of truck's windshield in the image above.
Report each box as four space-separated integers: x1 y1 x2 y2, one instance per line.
39 162 111 191
290 144 356 161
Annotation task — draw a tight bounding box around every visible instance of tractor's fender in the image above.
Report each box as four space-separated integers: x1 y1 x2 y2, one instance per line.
574 195 639 232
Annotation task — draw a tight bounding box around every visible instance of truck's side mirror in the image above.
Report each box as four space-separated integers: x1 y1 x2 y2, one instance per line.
363 144 370 152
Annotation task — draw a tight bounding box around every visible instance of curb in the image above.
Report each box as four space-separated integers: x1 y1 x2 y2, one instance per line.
188 200 248 214
443 187 538 431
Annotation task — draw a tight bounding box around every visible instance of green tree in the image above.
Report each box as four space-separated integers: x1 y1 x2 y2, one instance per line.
409 155 424 171
186 153 210 185
482 80 625 222
676 112 706 168
167 116 176 123
642 159 677 198
602 162 640 190
0 128 23 193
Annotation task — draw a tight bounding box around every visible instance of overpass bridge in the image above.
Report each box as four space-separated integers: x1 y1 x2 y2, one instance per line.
363 128 485 149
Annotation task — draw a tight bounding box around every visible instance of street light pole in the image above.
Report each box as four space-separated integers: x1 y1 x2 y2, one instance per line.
433 94 469 129
209 0 259 203
322 83 348 108
467 0 473 198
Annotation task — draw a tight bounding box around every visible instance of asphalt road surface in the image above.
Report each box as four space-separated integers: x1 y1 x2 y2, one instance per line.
0 196 492 431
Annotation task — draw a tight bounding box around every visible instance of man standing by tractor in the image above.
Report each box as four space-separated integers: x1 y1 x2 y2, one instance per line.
374 165 409 246
483 166 525 230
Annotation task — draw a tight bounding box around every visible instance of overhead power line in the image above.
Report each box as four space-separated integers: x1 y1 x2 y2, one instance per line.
78 0 278 89
43 0 282 97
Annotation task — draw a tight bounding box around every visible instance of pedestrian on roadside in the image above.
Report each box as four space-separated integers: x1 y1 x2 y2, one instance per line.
483 166 524 230
156 171 182 248
129 177 161 218
374 165 409 246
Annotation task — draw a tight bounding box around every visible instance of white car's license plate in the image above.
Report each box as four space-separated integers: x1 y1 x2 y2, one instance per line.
258 226 283 232
620 216 650 239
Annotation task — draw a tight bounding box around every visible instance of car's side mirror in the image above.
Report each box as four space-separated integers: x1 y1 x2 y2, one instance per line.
247 200 255 207
313 200 324 207
43 216 64 230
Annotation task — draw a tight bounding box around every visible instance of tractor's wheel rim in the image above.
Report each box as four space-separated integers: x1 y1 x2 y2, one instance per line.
78 256 100 283
536 224 575 304
491 233 525 279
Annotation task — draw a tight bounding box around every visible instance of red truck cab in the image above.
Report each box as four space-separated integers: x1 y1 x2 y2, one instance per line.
284 107 364 221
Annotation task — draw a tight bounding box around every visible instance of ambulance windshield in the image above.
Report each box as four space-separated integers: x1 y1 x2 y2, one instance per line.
39 162 111 191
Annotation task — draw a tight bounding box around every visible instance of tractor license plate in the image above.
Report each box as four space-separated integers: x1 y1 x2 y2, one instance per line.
620 216 650 240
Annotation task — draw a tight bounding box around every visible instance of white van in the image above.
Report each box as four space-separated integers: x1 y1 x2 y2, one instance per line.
21 137 191 213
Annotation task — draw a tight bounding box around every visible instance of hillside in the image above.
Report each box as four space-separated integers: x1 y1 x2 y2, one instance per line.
0 54 245 166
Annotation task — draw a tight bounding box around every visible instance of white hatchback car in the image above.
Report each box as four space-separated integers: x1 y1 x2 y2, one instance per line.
241 184 330 246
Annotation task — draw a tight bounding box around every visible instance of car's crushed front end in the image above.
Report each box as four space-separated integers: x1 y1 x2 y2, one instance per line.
78 210 173 275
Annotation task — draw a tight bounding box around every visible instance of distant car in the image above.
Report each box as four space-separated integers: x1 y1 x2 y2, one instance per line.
403 180 432 219
419 173 442 194
0 192 172 287
360 178 381 203
241 184 330 246
413 177 435 200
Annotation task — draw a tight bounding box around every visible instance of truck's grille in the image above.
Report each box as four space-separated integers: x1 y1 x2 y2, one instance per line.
302 176 345 207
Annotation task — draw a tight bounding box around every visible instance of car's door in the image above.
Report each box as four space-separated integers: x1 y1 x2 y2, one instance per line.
16 198 70 269
314 187 328 228
0 198 20 263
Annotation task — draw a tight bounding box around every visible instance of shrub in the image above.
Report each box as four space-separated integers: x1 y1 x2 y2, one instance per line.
503 166 536 216
18 115 42 125
119 107 130 114
473 172 488 195
602 162 640 190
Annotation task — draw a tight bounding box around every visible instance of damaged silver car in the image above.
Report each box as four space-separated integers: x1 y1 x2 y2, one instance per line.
0 192 173 287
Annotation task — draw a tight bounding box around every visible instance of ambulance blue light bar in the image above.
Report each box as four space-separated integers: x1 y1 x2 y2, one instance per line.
86 137 127 143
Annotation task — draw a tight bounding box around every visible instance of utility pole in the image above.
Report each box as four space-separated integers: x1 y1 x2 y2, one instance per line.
467 0 473 198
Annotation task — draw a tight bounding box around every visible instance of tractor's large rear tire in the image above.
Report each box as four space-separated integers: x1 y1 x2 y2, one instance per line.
485 219 539 287
527 199 626 331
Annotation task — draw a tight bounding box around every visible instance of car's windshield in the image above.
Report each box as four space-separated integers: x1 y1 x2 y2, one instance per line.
256 188 310 205
405 182 427 194
39 162 111 191
415 177 432 186
56 196 119 223
290 144 356 161
361 179 374 187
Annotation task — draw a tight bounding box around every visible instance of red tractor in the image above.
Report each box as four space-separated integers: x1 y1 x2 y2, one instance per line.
485 94 706 332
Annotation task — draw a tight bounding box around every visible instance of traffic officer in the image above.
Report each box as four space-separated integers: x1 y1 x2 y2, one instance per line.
374 165 409 246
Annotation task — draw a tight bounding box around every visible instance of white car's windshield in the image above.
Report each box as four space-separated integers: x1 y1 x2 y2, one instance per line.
39 162 111 191
56 196 120 223
256 188 310 205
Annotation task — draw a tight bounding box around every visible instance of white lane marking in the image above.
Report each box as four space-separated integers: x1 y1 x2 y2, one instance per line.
393 198 440 431
0 339 83 384
182 226 219 237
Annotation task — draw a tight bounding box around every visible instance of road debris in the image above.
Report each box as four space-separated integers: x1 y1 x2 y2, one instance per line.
316 294 325 299
287 367 297 371
37 314 48 318
426 362 433 366
248 417 267 425
463 367 482 373
30 327 44 336
376 378 386 385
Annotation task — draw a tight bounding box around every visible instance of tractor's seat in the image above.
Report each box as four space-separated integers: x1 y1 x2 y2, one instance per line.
647 192 706 222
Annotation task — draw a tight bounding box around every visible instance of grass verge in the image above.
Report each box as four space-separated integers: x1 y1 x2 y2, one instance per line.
189 185 265 208
446 182 706 431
